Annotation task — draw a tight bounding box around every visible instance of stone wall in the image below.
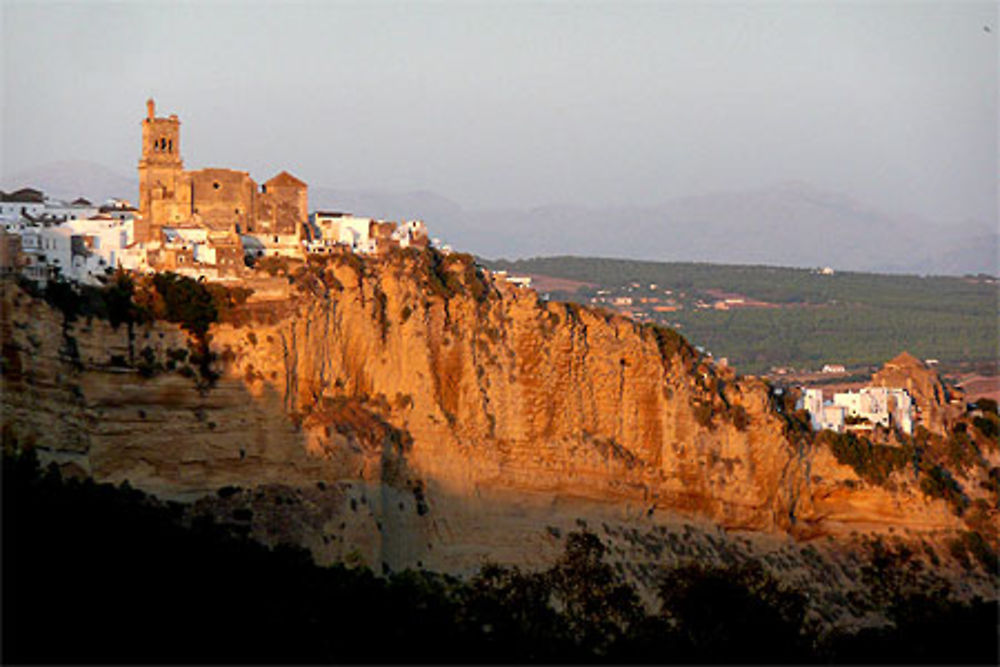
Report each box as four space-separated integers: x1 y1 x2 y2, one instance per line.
188 168 257 233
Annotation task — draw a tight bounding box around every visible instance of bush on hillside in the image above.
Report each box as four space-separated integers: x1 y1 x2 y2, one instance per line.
820 430 910 486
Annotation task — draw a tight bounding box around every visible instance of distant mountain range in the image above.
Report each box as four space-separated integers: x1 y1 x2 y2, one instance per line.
2 161 137 206
4 161 995 276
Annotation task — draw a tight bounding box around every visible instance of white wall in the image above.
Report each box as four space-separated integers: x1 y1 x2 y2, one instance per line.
65 217 134 253
43 201 99 221
0 201 45 221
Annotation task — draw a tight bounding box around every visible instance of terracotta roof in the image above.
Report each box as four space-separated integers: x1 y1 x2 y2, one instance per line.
886 351 924 369
265 171 307 188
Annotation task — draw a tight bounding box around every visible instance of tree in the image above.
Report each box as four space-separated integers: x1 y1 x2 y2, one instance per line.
547 531 646 656
657 561 808 663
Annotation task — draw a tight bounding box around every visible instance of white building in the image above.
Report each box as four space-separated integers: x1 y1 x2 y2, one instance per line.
802 388 825 421
799 388 848 433
819 404 847 432
0 189 100 224
10 216 141 285
391 220 427 249
338 217 374 251
887 389 914 434
247 232 304 258
65 216 133 257
40 198 100 223
98 199 140 222
833 388 889 427
306 211 377 254
0 189 46 221
62 216 136 281
830 386 915 434
799 385 913 434
307 211 426 255
20 225 74 282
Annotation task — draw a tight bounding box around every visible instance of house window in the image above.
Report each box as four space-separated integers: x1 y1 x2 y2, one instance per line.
213 182 221 190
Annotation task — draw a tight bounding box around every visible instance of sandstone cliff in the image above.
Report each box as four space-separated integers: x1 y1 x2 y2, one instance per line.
0 253 982 581
872 350 962 433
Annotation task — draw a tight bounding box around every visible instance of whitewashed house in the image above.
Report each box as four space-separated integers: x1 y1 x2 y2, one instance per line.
0 190 46 221
41 198 100 223
20 225 74 282
831 386 914 434
391 220 428 249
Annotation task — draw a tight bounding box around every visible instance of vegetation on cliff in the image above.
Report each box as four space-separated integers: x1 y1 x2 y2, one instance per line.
814 399 998 550
818 430 912 486
4 448 997 664
13 270 252 383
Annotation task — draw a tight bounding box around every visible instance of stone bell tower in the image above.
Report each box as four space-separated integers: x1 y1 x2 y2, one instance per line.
137 98 188 241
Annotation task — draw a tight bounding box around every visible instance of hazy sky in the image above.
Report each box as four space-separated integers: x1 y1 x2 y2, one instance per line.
2 0 996 224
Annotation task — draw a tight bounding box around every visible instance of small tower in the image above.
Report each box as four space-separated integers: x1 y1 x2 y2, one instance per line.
137 98 186 240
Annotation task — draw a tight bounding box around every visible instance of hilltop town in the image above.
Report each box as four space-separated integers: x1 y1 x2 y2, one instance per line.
0 100 434 286
0 101 988 447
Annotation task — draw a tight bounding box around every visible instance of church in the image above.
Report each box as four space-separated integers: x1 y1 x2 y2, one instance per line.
137 98 308 255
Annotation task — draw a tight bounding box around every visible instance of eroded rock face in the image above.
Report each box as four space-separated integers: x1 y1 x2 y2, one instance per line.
872 350 963 434
0 257 969 576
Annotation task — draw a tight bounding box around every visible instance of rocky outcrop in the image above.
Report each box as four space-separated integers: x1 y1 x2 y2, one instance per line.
872 350 962 433
0 254 972 577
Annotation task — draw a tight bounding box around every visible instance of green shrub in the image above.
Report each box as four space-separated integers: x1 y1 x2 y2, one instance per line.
645 323 694 366
151 273 218 339
971 415 998 442
463 261 489 302
693 401 714 429
920 465 969 515
974 398 998 415
821 431 909 486
731 405 749 431
948 537 973 570
944 427 981 473
373 286 389 341
958 531 997 571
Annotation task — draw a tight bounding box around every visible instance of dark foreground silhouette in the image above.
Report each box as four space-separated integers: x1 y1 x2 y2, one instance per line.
3 449 997 664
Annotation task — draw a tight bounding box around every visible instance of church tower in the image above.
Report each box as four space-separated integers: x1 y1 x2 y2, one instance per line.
137 98 187 241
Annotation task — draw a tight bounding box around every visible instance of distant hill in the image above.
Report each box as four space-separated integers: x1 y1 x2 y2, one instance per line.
483 255 999 375
5 161 994 276
2 160 138 205
309 186 464 239
322 181 997 276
